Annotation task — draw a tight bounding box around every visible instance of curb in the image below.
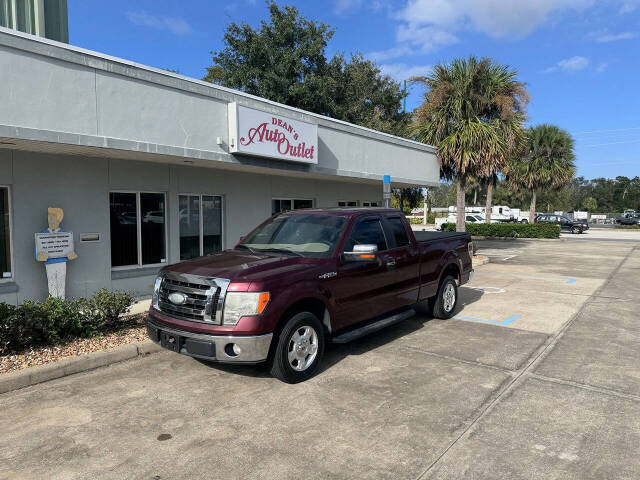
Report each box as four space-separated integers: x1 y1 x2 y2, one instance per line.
471 236 563 242
472 255 489 267
0 340 162 395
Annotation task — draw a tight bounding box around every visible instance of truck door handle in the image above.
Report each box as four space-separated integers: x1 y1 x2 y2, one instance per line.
387 260 396 269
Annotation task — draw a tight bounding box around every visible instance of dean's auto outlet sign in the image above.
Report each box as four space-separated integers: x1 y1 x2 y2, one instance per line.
228 103 318 164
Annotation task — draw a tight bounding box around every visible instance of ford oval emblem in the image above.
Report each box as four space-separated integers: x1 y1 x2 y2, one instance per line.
168 292 188 305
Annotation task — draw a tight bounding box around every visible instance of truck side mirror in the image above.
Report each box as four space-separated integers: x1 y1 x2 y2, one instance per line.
343 244 378 263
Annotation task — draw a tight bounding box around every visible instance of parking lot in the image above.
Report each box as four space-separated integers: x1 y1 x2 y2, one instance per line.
1 235 639 479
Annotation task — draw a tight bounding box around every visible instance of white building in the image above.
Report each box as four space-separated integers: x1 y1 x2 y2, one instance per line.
0 27 439 303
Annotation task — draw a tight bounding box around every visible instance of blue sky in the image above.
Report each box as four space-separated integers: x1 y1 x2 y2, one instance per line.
68 0 640 180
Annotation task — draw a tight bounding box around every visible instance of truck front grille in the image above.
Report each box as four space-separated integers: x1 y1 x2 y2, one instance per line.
156 273 229 324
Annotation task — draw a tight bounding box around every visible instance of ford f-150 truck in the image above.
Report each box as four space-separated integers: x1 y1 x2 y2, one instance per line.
148 208 473 383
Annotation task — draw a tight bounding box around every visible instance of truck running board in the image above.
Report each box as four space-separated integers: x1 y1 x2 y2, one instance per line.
331 309 416 344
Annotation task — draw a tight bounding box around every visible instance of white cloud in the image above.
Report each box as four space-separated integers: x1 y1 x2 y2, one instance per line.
379 63 433 81
374 0 593 61
619 0 640 13
545 56 590 73
126 11 192 36
596 62 608 72
595 31 637 42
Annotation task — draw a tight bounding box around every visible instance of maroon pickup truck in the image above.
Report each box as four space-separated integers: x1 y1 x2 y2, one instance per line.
148 208 473 383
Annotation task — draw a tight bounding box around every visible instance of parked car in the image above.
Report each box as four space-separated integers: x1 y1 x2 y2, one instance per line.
535 214 584 234
148 208 473 383
435 213 497 230
615 213 640 225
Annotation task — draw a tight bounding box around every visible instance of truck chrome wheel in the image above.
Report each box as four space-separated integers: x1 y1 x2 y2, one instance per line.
443 283 456 313
287 326 319 371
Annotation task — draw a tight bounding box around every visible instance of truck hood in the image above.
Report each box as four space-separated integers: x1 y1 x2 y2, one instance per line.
165 250 317 285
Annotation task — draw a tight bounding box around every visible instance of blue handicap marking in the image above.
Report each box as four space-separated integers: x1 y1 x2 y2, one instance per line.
454 314 521 326
567 278 577 284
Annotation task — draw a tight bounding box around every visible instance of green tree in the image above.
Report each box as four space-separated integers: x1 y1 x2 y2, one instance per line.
204 2 334 114
411 57 509 232
506 124 576 222
392 187 423 214
582 196 597 212
204 3 408 135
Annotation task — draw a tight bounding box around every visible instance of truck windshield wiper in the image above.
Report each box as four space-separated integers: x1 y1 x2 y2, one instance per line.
255 247 305 257
235 244 257 254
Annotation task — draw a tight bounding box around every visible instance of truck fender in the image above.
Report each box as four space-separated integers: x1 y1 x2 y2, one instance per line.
275 289 334 335
437 251 461 285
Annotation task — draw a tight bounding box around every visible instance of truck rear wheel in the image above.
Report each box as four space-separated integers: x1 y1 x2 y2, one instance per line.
430 275 458 319
269 312 325 383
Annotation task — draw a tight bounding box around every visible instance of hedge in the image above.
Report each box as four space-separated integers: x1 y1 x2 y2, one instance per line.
441 222 561 238
0 289 135 354
408 213 437 224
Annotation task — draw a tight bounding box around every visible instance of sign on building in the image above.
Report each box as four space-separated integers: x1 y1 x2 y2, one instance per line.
228 103 318 164
35 231 74 258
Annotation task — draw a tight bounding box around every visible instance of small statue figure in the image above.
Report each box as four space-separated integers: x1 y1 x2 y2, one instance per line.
35 207 77 298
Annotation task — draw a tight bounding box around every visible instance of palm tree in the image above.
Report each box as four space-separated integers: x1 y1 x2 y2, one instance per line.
506 124 576 223
476 63 528 223
411 57 507 232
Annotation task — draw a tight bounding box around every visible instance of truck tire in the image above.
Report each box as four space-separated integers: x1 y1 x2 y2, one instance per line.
269 312 325 383
430 275 458 319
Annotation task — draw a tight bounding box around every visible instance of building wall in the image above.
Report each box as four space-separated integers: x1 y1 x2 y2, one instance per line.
0 150 382 304
0 29 439 187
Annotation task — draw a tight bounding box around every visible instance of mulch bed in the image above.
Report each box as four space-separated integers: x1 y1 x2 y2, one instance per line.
0 317 148 375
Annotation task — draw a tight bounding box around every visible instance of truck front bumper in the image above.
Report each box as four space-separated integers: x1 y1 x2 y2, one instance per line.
147 317 273 364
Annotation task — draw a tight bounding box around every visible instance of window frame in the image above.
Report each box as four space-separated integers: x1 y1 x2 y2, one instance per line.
272 197 314 215
343 216 389 253
178 193 225 259
382 215 411 249
0 185 14 281
361 201 381 207
110 190 168 270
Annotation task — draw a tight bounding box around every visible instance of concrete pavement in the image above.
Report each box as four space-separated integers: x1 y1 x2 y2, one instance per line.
0 238 638 479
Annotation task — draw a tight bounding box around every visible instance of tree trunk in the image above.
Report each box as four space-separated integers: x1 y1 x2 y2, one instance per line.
456 177 466 232
485 182 493 224
530 190 537 223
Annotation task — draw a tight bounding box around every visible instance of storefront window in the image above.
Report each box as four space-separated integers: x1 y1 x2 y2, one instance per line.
0 187 11 277
272 198 313 215
140 193 166 265
179 194 223 260
338 201 359 207
110 192 166 267
109 192 138 267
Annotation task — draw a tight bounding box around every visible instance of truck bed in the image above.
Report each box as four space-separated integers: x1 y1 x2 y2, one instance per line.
413 230 470 243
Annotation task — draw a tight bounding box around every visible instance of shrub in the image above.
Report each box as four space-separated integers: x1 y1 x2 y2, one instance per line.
0 289 135 354
441 222 561 238
408 212 437 224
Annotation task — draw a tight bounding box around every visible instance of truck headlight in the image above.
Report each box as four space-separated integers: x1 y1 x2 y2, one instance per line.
223 292 270 325
152 275 163 310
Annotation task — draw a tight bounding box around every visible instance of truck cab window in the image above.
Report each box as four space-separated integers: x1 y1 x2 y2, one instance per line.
344 219 387 252
387 217 410 247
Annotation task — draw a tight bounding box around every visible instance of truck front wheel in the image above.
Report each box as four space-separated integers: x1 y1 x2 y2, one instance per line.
430 275 458 319
269 312 325 383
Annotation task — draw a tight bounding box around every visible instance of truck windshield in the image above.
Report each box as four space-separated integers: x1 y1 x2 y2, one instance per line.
237 214 347 258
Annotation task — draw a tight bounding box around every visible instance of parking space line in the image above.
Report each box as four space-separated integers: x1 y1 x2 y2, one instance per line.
455 314 521 326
